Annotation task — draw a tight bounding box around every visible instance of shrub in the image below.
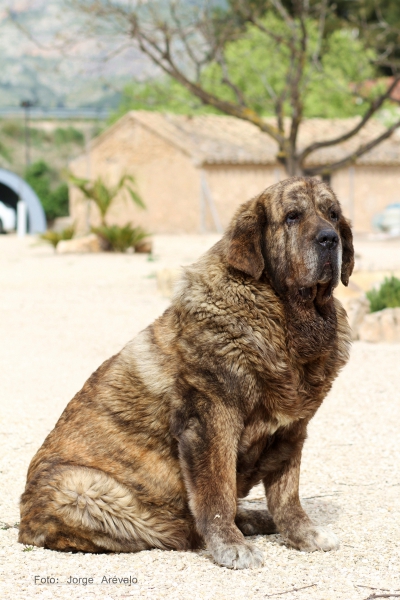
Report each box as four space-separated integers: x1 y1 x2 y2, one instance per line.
39 225 75 250
31 129 52 145
48 183 69 221
0 139 11 162
92 224 149 253
366 276 400 313
1 121 24 137
54 127 84 146
25 161 69 222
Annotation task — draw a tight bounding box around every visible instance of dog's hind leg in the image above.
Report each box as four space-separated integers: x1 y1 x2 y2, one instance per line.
19 464 194 553
235 507 277 536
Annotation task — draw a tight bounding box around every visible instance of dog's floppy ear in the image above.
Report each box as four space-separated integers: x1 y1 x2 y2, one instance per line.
226 199 266 280
339 216 354 286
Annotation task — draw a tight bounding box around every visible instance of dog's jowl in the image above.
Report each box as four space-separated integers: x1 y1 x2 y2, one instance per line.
19 177 354 568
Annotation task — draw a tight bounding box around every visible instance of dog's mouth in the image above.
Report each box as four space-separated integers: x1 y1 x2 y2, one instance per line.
298 280 334 305
298 262 335 305
318 260 333 283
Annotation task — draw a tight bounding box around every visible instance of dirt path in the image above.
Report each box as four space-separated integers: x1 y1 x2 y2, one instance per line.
0 234 399 600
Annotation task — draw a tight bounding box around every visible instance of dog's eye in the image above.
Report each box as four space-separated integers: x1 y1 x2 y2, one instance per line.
286 212 300 225
330 210 339 221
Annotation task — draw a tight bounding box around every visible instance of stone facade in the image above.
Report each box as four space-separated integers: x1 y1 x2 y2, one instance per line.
332 166 400 233
69 112 400 235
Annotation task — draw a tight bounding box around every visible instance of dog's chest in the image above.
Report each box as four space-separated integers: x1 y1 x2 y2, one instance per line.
238 413 293 456
237 353 333 460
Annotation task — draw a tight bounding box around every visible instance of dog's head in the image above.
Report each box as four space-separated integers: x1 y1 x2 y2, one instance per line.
226 177 354 303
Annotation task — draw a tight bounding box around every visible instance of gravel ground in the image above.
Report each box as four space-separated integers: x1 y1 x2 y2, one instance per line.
0 233 399 600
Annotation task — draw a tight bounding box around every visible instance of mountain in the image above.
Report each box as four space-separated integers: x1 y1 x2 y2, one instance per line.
0 0 153 111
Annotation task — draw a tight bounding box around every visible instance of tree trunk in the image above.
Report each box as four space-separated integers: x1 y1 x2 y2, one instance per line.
283 155 304 177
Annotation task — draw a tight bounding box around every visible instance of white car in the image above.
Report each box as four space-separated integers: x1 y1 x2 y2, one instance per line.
0 201 16 233
374 203 400 236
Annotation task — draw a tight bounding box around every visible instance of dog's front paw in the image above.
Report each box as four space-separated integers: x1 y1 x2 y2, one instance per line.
212 542 264 569
287 525 340 552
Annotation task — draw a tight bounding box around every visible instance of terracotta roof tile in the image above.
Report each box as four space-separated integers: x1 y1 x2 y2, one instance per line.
92 111 400 167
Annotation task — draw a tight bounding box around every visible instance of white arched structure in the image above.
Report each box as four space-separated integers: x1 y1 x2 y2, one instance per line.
0 168 46 233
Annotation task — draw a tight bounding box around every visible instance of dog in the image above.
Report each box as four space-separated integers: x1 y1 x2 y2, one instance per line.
19 176 354 569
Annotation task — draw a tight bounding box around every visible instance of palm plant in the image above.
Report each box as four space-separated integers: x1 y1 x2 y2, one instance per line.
39 225 75 250
69 173 145 226
92 224 149 253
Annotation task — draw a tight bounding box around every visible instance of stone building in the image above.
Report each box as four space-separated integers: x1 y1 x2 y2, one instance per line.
69 111 400 234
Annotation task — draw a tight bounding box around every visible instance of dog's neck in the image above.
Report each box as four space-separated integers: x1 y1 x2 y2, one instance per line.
261 273 338 363
284 294 337 363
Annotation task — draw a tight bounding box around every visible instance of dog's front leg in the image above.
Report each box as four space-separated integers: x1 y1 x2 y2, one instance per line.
177 402 264 569
263 423 339 552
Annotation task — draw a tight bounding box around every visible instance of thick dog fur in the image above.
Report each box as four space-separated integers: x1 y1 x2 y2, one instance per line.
19 177 354 568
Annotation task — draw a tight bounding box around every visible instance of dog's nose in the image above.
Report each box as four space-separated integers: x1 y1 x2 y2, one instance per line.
316 229 339 249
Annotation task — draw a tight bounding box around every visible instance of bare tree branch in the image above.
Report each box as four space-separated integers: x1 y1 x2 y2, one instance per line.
288 0 308 150
265 583 317 597
298 75 400 164
128 14 287 144
47 0 400 177
217 48 247 107
271 0 296 33
303 117 400 176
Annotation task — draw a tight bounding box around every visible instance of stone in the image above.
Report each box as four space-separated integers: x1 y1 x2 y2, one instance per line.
358 307 400 343
344 295 371 341
51 216 74 233
380 307 400 342
135 240 153 254
57 234 101 254
156 268 182 297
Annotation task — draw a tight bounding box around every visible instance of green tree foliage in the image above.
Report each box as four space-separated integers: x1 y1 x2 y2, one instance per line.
112 16 377 121
204 15 377 119
54 126 85 146
331 0 400 72
110 80 214 123
1 121 85 148
366 276 400 312
74 0 400 176
305 29 377 118
25 160 69 222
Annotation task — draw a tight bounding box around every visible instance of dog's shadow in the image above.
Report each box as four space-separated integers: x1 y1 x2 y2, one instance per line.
238 493 342 526
196 496 342 566
301 495 342 525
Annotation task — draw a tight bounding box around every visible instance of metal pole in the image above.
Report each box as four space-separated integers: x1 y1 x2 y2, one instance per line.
21 100 34 169
17 201 27 237
26 105 30 167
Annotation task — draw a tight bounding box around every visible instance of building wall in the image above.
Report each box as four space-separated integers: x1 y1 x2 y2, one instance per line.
70 119 400 235
331 165 400 232
206 164 400 234
203 164 284 231
70 121 201 234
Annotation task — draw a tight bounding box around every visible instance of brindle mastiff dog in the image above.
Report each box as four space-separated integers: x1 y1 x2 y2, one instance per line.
19 176 354 569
